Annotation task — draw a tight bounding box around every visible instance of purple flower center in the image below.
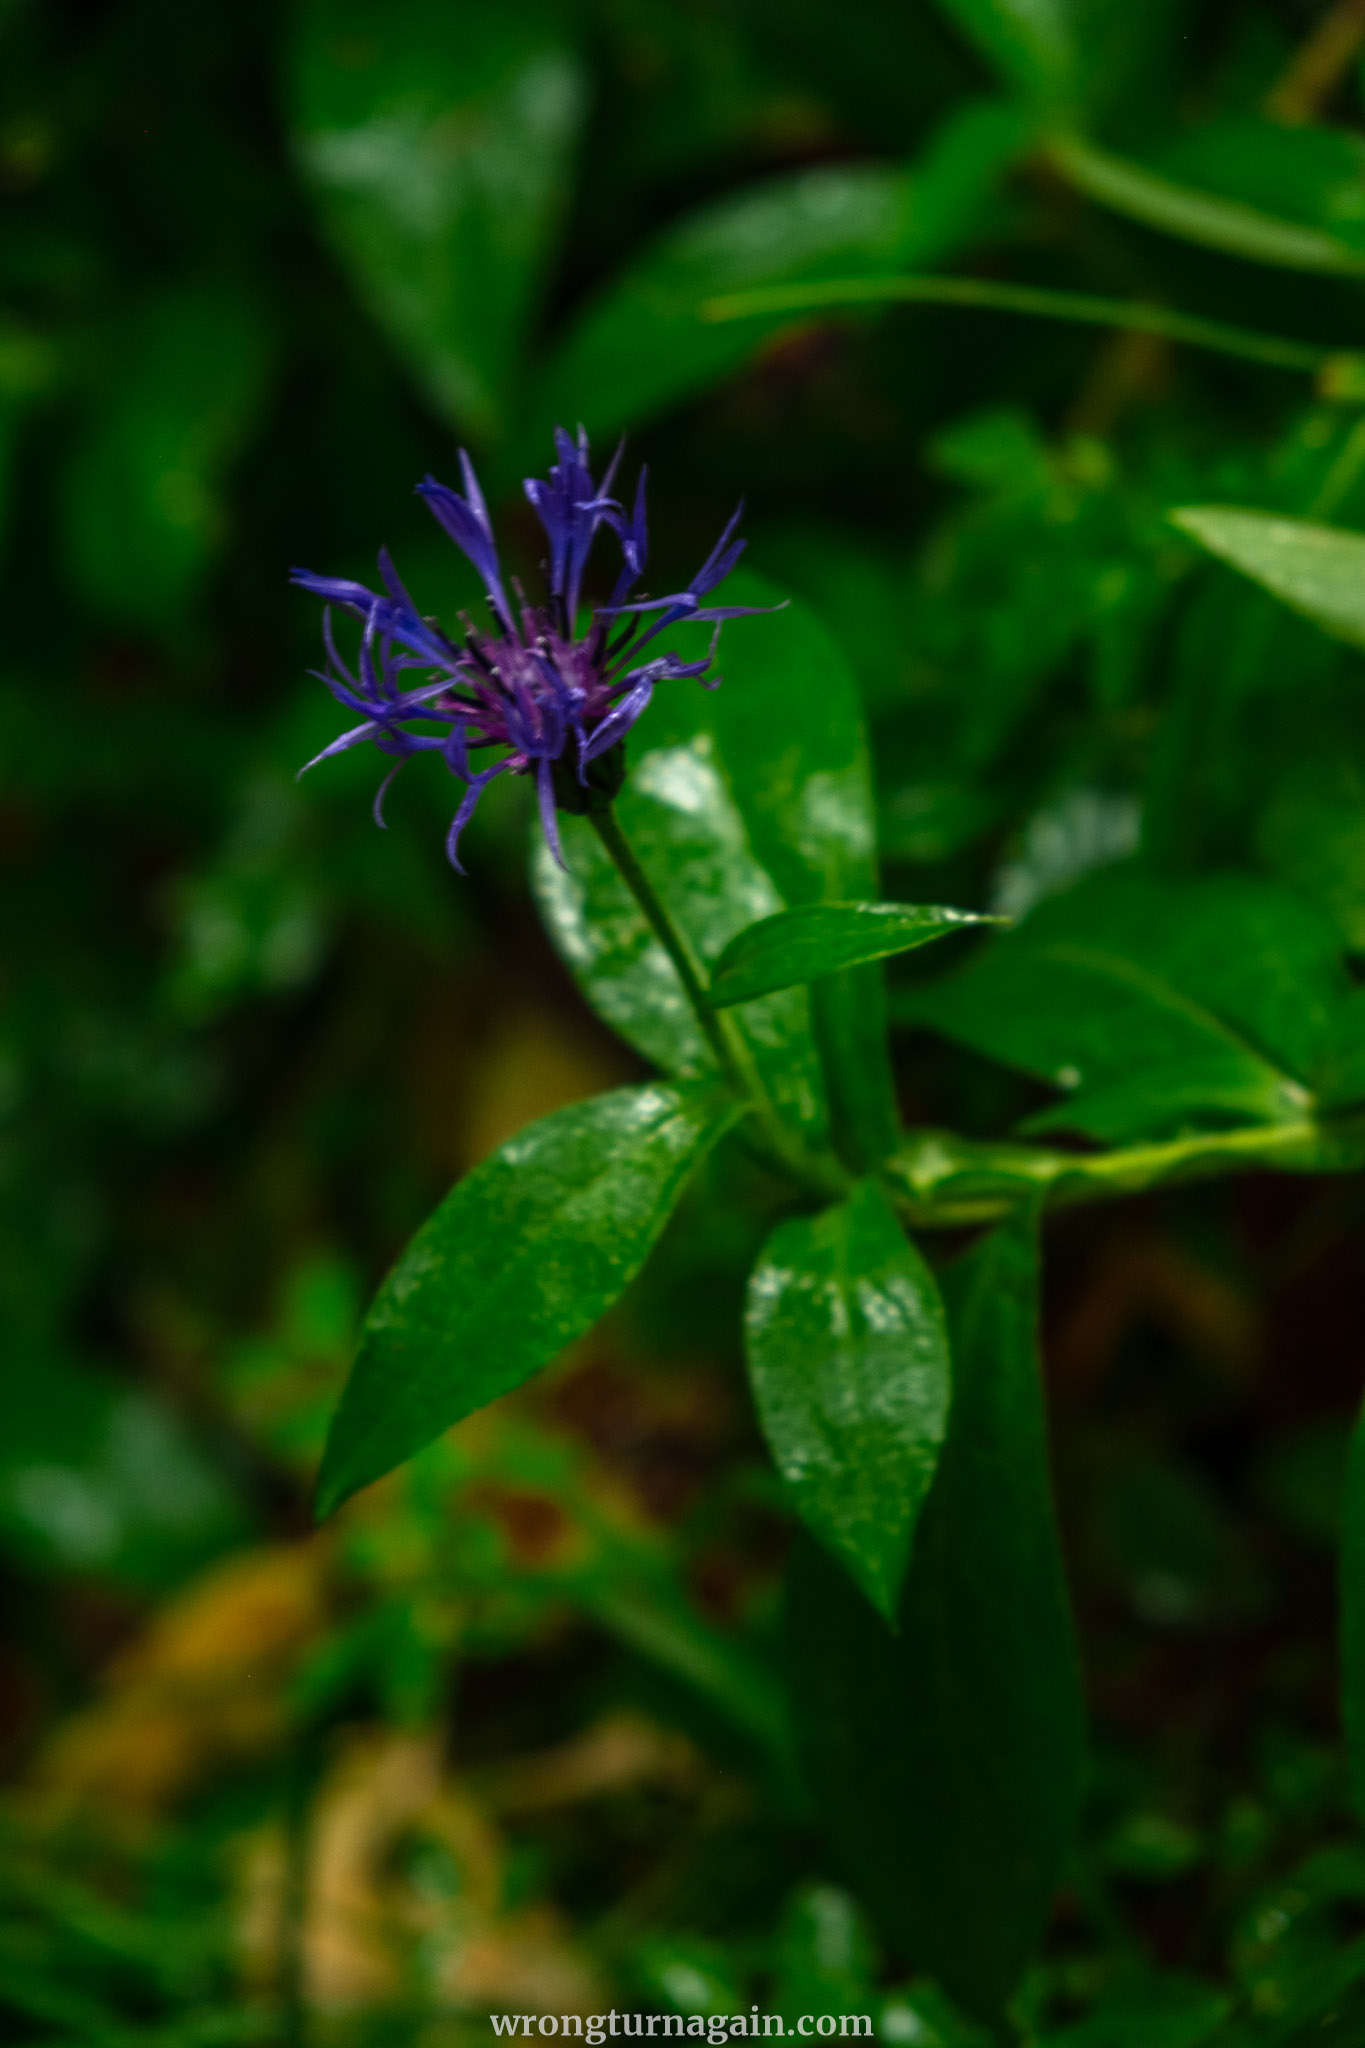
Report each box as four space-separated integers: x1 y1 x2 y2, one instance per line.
291 427 772 870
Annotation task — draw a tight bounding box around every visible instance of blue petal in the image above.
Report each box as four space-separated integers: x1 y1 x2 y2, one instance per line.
536 755 566 869
417 465 513 630
582 675 655 761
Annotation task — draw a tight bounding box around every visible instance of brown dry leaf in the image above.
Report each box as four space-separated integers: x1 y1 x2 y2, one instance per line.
1051 1230 1261 1390
24 1542 331 1824
474 1709 702 1816
459 1007 628 1170
237 1728 605 2019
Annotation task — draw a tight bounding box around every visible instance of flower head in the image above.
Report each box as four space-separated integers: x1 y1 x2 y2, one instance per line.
291 428 770 870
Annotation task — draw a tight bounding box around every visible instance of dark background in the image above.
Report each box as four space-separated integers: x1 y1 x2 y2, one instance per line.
4 0 1365 2038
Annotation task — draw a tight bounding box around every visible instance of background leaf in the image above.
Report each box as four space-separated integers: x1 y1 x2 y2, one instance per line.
933 0 1077 106
745 1178 950 1620
1037 1971 1230 2048
316 1081 740 1513
787 1212 1084 2018
902 867 1343 1141
1050 135 1365 277
933 0 1183 124
60 282 272 632
0 1352 245 1588
1173 507 1365 652
531 99 1025 445
1157 116 1365 257
288 0 586 440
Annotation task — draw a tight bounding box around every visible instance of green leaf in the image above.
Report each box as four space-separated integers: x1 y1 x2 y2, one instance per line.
711 901 994 1008
531 99 1025 443
1050 134 1365 276
704 570 901 1169
1157 115 1365 257
533 710 832 1148
787 1213 1083 2018
745 1179 951 1621
0 1351 245 1588
534 569 899 1162
1038 1972 1230 2048
0 317 57 561
1318 990 1365 1111
60 282 272 632
774 1884 878 2023
934 0 1185 121
902 868 1342 1142
287 0 585 440
316 1081 741 1515
1172 507 1365 652
934 0 1077 104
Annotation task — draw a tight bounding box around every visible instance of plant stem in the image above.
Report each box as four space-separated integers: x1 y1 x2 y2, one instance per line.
588 807 748 1089
587 807 848 1201
700 270 1349 378
883 1114 1365 1229
588 811 1365 1231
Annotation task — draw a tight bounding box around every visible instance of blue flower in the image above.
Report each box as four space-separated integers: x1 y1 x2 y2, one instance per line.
291 429 770 870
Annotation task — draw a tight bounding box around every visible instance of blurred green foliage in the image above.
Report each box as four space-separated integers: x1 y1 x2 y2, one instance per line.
8 0 1365 2040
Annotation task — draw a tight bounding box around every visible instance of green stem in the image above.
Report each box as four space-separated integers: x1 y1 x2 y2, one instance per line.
587 807 848 1200
700 272 1348 379
588 814 1365 1230
883 1114 1365 1229
588 807 749 1091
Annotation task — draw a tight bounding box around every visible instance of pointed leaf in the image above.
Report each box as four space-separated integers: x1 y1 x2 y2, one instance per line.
786 1213 1084 2019
711 901 994 1008
1173 507 1365 652
705 571 901 1165
746 1179 950 1621
316 1082 741 1514
287 0 586 440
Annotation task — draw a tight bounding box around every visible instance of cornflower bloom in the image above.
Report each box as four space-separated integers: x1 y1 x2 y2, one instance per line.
291 428 767 868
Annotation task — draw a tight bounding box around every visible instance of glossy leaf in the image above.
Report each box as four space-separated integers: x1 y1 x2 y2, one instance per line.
534 571 899 1161
1050 135 1365 277
533 716 831 1145
787 1213 1083 2017
1173 507 1365 652
315 1082 741 1514
711 901 993 1008
60 282 272 632
903 868 1343 1141
705 570 901 1169
745 1179 950 1620
532 99 1025 443
288 0 585 440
